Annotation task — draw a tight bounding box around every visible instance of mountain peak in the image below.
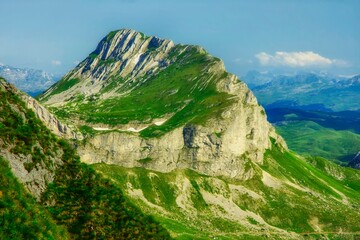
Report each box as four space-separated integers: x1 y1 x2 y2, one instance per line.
39 29 286 179
52 29 177 90
91 28 175 65
105 28 148 41
40 29 210 105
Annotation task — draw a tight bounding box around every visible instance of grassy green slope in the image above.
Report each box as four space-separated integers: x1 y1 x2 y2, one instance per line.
275 121 360 162
0 156 68 240
43 139 171 240
93 144 360 239
44 46 234 138
262 144 360 231
0 79 60 173
94 165 265 240
47 78 80 96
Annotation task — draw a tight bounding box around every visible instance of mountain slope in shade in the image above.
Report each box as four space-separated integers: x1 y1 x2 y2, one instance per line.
0 155 68 239
350 152 360 169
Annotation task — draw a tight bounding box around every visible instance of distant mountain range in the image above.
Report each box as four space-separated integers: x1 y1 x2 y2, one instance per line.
242 71 360 111
0 64 58 96
242 70 360 166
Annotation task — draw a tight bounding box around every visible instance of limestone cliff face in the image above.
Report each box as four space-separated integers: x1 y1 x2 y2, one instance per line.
78 75 286 179
40 29 287 179
24 96 79 139
0 148 62 200
77 67 286 179
2 80 79 140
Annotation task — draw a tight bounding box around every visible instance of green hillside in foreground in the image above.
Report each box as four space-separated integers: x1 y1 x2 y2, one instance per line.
0 78 170 239
43 140 170 240
0 156 68 240
275 121 360 163
93 142 360 239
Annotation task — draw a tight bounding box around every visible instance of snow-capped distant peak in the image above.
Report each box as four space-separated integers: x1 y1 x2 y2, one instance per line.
0 64 57 95
337 74 359 78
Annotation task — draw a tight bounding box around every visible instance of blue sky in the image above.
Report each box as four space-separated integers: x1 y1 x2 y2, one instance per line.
0 0 359 77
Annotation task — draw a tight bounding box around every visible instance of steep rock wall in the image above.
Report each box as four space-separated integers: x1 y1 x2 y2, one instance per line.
24 96 79 139
0 149 62 200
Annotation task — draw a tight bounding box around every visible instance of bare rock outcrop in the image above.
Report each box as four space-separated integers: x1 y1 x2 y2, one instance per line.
349 151 360 169
24 96 78 139
78 72 287 179
0 149 62 200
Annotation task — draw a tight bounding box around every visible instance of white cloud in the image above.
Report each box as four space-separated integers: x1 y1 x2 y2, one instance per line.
233 58 242 63
255 51 347 68
51 60 62 66
233 58 253 64
73 60 80 65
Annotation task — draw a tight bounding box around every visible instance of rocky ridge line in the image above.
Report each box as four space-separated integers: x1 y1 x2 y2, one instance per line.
40 29 177 106
0 79 67 199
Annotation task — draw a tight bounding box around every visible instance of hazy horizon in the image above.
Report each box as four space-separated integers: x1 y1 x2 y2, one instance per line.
0 0 359 77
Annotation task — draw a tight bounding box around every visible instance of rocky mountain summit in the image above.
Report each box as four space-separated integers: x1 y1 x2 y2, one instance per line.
39 29 286 179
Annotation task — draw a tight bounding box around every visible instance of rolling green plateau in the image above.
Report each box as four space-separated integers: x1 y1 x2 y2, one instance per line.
275 120 360 163
0 78 170 239
2 29 360 239
265 108 360 163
